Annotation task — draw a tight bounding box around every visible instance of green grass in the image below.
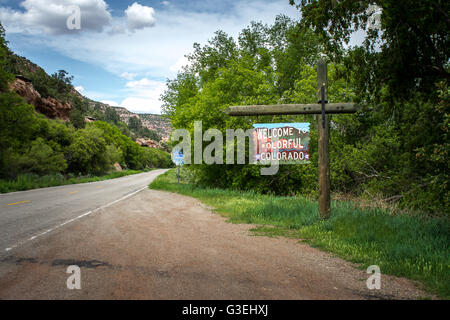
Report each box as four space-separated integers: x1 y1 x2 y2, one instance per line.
150 169 450 299
0 169 155 193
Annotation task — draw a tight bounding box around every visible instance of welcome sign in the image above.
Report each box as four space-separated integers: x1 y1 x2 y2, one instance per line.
253 123 310 164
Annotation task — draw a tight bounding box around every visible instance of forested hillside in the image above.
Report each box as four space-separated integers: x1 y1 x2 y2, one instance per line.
163 1 448 214
0 24 173 189
5 51 170 144
112 107 171 142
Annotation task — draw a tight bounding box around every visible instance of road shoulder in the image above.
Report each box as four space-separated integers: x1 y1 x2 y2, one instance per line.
0 189 431 299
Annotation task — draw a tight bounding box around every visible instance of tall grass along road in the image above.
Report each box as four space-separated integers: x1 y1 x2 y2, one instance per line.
0 174 430 299
0 170 152 194
150 169 449 299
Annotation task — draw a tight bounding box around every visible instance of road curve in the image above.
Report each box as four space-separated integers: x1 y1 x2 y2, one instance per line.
0 187 428 299
0 169 168 254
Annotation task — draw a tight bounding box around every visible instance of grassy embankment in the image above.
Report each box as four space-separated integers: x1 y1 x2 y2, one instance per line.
0 169 156 193
150 169 449 299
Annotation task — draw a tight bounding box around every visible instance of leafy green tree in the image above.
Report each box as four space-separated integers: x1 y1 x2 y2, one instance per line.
162 17 333 194
69 108 85 129
289 0 449 212
51 70 74 94
0 90 73 178
30 69 55 98
105 107 120 125
139 127 160 141
91 121 145 169
66 126 110 175
0 24 13 92
189 30 239 86
0 25 172 181
290 0 449 97
141 148 173 168
128 116 142 132
13 138 67 175
162 10 448 212
105 144 123 167
89 109 106 122
115 121 132 137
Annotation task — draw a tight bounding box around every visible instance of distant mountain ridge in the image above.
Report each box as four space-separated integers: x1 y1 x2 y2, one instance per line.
6 52 171 141
109 106 171 142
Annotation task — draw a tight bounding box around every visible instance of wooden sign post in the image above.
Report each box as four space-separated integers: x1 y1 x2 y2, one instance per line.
226 59 358 219
317 59 330 219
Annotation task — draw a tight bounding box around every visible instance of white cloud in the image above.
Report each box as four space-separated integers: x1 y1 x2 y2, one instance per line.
120 72 137 80
122 78 166 114
101 100 119 106
169 56 190 72
3 1 302 114
125 2 156 32
39 0 299 78
161 1 170 6
108 24 127 35
75 85 85 93
0 0 112 35
96 79 165 114
126 78 160 89
121 97 162 114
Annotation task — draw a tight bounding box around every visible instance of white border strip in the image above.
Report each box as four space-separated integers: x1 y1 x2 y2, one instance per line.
4 186 148 253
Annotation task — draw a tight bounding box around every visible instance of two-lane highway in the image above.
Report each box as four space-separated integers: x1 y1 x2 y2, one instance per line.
0 168 428 300
0 169 167 254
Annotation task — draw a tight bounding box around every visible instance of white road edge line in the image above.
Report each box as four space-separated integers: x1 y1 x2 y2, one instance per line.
3 186 148 253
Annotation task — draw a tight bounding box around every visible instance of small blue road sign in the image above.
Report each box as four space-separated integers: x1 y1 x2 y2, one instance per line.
171 148 185 166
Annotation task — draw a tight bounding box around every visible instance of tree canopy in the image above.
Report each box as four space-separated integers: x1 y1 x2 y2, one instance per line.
162 7 448 213
0 23 173 180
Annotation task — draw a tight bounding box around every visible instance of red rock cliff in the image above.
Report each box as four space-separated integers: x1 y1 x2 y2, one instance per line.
10 77 72 120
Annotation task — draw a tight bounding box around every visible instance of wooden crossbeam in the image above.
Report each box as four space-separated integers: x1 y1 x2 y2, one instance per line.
226 59 358 220
226 103 358 116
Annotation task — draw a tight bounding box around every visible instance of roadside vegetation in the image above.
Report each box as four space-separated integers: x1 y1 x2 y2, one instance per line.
162 2 448 215
5 41 165 145
0 24 173 188
0 169 152 193
151 169 449 299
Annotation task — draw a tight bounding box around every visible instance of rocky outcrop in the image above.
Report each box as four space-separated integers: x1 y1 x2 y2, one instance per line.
113 163 123 171
84 116 96 123
136 138 161 149
10 77 72 120
111 106 171 141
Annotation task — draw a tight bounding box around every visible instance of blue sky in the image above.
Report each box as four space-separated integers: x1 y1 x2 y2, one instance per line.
0 0 301 114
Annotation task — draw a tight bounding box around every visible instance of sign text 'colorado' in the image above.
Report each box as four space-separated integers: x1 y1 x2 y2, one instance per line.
253 123 310 164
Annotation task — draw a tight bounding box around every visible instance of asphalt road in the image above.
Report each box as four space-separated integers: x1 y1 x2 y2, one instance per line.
0 168 428 299
0 169 168 255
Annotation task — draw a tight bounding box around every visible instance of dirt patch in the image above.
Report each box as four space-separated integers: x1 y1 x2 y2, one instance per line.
0 189 432 300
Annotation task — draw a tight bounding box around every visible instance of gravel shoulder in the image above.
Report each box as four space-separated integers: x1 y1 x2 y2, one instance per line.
0 188 431 299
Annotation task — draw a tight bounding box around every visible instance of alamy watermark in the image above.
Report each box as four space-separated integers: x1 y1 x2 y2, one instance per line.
66 265 81 290
171 121 284 175
366 265 381 290
172 121 312 175
331 1 382 30
366 4 382 30
66 5 81 30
